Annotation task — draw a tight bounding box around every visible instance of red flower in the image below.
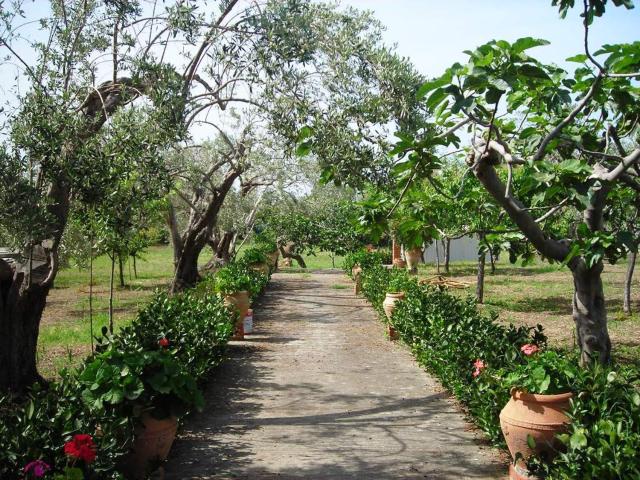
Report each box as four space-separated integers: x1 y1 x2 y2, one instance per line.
64 434 97 464
521 344 540 356
158 337 170 348
472 359 486 378
23 460 50 478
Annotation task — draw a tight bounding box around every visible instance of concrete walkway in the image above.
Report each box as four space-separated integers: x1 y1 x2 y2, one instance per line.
165 271 507 479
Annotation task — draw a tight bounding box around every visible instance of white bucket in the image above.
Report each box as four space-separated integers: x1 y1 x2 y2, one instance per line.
243 309 253 334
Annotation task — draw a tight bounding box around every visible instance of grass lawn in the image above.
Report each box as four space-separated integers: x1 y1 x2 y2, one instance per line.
38 245 175 378
416 259 640 368
38 245 342 378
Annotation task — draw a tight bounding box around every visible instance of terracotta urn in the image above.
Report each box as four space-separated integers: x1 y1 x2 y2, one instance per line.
382 292 405 340
224 290 250 340
122 414 178 480
500 390 573 478
405 247 423 274
351 265 363 294
392 258 407 269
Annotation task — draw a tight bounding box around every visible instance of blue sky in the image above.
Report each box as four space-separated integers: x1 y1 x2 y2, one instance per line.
339 0 639 77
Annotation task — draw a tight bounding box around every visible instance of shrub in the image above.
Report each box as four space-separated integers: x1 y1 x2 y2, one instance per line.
0 260 271 479
342 250 387 278
354 260 640 478
240 247 268 265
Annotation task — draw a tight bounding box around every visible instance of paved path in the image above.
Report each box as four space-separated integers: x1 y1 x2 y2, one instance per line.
165 271 506 479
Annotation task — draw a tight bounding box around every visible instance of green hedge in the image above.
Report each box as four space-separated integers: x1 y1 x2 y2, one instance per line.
351 251 640 479
0 262 271 479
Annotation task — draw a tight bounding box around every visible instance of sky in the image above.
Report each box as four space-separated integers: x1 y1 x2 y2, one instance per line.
337 0 639 78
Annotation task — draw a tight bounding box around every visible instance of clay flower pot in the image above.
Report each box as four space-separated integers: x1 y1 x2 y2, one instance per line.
122 414 178 480
224 290 250 340
500 390 573 478
405 247 423 274
392 258 407 269
382 292 405 340
351 265 363 294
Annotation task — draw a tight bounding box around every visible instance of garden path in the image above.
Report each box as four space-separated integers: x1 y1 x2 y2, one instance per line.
165 270 507 479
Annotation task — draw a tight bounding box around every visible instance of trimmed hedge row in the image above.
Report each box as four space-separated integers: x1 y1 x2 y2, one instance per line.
347 251 640 479
0 259 271 479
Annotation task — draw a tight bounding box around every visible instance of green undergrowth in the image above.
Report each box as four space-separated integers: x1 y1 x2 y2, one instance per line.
346 251 640 480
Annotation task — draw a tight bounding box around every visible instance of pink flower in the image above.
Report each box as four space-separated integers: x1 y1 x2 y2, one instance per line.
521 344 540 356
24 460 51 478
472 359 486 378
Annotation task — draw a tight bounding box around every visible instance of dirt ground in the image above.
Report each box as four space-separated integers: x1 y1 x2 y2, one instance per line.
164 271 507 480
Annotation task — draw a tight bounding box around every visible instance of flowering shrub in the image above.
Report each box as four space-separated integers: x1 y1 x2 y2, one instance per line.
354 251 640 478
63 434 97 464
0 261 271 479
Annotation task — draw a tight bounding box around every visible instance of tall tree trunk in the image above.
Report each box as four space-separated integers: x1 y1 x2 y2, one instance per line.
476 234 486 304
0 264 50 393
132 255 138 278
118 253 125 288
489 246 496 274
435 241 440 274
170 168 242 293
443 238 450 274
89 246 94 353
624 251 636 315
109 253 115 334
571 260 611 364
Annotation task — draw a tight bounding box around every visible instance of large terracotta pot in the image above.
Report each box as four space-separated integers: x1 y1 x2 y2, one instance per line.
351 265 363 294
382 292 405 340
122 414 178 480
500 390 573 478
405 247 423 274
392 258 406 269
224 290 250 340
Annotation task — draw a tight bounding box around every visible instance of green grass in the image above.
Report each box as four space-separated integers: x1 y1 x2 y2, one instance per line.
416 257 640 366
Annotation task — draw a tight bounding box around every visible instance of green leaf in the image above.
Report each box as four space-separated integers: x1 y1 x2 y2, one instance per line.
517 64 551 80
566 53 588 63
570 430 588 450
512 37 551 53
527 434 537 450
416 73 452 100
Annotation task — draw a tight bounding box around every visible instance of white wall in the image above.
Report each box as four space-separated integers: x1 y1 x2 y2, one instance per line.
422 236 479 263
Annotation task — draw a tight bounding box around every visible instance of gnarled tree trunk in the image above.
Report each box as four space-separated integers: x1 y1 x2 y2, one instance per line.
279 242 306 268
476 235 486 304
0 264 50 393
443 238 450 274
571 260 611 365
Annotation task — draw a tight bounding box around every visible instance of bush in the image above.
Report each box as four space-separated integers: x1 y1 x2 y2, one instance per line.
0 261 271 479
354 254 640 478
240 247 268 265
342 249 388 278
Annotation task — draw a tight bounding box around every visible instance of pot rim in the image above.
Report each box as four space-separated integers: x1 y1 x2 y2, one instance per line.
385 291 406 298
511 389 573 403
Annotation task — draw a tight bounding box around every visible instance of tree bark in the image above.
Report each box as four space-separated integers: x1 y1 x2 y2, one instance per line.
0 263 49 393
118 253 125 287
280 243 306 268
476 235 486 304
623 251 636 315
443 238 450 274
571 260 611 364
170 167 242 293
109 253 115 334
435 241 440 274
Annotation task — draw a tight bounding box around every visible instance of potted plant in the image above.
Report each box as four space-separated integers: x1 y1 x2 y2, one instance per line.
404 246 423 274
497 348 577 479
382 274 407 340
78 339 204 480
215 264 253 339
241 247 270 275
352 264 363 294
